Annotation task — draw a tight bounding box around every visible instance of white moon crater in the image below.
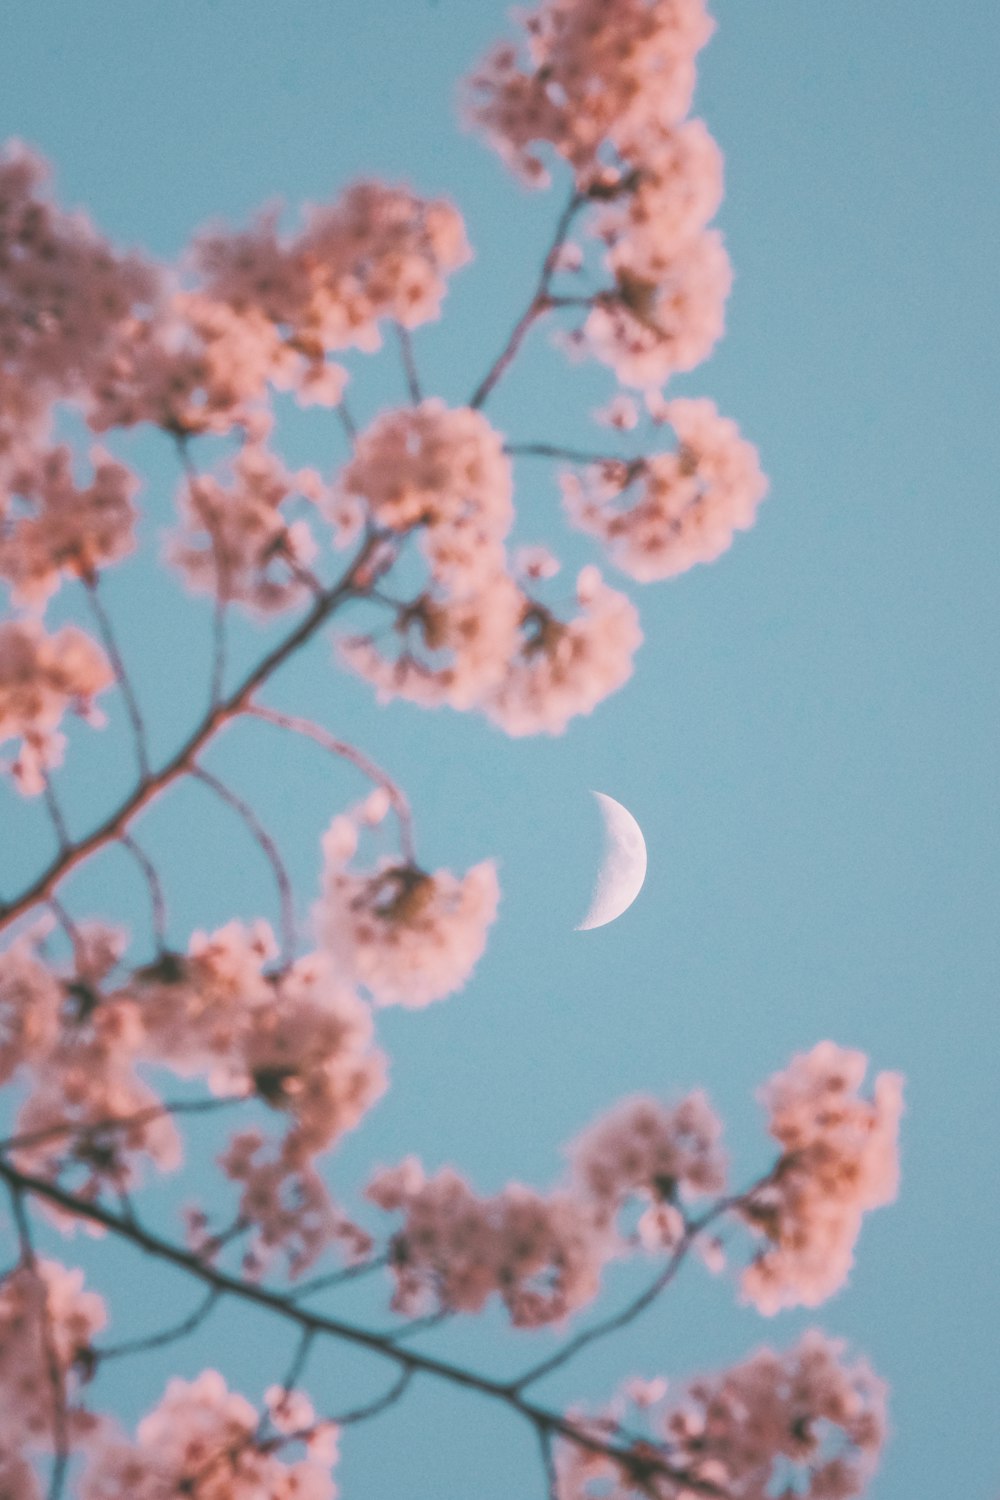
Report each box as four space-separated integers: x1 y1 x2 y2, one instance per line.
575 791 648 931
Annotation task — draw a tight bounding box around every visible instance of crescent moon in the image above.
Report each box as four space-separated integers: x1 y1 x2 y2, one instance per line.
576 791 648 931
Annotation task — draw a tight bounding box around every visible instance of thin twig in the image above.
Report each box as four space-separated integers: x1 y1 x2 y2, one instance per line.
469 190 584 411
395 323 423 404
117 832 168 951
510 1172 781 1393
246 704 416 863
82 574 150 780
189 763 297 964
331 1365 413 1426
0 1096 239 1157
41 776 70 853
505 442 628 466
95 1286 221 1364
288 1254 390 1303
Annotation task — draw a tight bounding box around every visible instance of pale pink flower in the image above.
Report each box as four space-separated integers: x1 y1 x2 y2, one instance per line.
317 819 500 1007
80 1370 337 1500
0 445 138 605
569 1092 727 1231
739 1043 904 1313
0 934 62 1085
332 400 513 591
367 1159 609 1326
483 565 642 735
0 619 111 794
195 179 471 356
463 0 715 186
583 230 731 388
0 142 158 400
564 397 767 580
220 1129 372 1280
13 988 181 1202
0 1259 105 1455
169 440 321 613
557 1331 886 1500
339 566 524 712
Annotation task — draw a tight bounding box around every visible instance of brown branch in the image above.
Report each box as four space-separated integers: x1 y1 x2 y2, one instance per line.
0 1157 725 1498
189 763 297 964
175 438 229 710
0 531 382 939
469 190 584 411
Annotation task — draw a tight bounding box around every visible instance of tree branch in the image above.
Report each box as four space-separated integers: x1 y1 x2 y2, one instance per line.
0 532 382 938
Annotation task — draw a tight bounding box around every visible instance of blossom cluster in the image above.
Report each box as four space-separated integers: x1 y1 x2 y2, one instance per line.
367 1157 610 1327
79 1370 337 1500
0 444 138 607
336 402 643 732
465 0 731 387
0 1259 105 1462
0 618 111 793
556 1330 886 1500
317 796 501 1007
738 1042 904 1313
563 398 768 580
170 439 323 614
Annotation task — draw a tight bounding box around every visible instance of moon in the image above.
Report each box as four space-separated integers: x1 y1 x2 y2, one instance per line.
576 791 648 931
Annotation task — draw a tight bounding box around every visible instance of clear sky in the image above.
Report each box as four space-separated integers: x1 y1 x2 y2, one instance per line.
1 2 998 1497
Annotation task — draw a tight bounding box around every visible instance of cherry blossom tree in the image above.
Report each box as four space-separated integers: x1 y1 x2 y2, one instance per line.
0 0 903 1496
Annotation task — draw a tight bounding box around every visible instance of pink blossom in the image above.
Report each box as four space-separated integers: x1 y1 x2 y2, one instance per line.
557 1330 886 1500
0 1259 105 1456
0 619 111 793
463 0 714 187
739 1043 904 1314
195 179 471 355
339 565 524 712
0 933 62 1085
0 445 138 606
219 1129 372 1280
367 1158 609 1326
131 927 386 1155
483 565 642 735
169 440 321 613
569 1092 727 1236
80 1370 337 1500
564 398 767 580
317 817 500 1007
583 229 731 388
0 142 158 401
332 401 513 590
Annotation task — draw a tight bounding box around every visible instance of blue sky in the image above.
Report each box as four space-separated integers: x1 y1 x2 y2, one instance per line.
1 2 998 1497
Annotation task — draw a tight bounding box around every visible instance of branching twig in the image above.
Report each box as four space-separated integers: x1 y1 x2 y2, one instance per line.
189 763 297 964
96 1287 221 1365
469 190 584 411
0 530 382 938
0 1157 725 1498
246 704 416 863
